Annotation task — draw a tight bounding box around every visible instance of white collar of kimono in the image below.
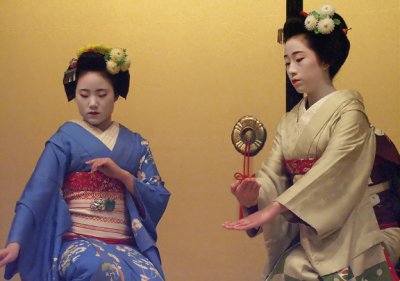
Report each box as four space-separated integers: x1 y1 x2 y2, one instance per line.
295 92 337 136
71 120 120 150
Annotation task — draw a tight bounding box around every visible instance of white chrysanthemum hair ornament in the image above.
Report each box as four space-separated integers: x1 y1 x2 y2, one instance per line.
105 48 131 74
302 4 349 35
63 44 131 101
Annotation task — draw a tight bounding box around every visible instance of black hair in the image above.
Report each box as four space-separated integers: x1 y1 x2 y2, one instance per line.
64 52 130 101
283 13 350 79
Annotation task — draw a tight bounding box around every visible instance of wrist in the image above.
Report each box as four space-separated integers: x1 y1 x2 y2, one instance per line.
271 201 287 215
120 170 135 193
121 170 133 184
7 242 20 251
241 200 258 209
245 204 259 213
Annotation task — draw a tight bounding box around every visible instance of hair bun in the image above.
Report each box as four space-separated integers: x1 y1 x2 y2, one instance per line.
63 45 131 101
283 5 350 79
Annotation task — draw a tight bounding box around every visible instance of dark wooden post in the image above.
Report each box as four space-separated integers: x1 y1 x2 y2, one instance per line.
286 0 304 112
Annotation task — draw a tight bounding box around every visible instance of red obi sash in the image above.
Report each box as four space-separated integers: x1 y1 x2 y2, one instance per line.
284 158 318 176
62 171 134 244
63 171 125 194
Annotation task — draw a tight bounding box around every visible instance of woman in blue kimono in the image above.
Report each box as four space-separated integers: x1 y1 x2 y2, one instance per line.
0 45 170 281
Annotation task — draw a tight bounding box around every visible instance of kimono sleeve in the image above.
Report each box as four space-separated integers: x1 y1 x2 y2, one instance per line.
133 140 170 228
246 119 289 239
275 109 376 239
5 135 71 281
7 140 68 245
240 122 290 238
254 118 300 274
257 118 291 205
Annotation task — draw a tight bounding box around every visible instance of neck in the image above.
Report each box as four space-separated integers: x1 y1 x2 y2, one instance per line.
84 118 113 132
306 80 336 107
98 120 113 131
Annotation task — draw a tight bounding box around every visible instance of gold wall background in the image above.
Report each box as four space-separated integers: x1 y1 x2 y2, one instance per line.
0 1 398 281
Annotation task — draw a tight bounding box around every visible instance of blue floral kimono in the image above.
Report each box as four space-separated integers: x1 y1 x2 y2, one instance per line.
4 121 170 281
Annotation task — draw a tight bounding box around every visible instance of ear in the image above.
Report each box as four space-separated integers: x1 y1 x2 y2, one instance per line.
321 62 330 71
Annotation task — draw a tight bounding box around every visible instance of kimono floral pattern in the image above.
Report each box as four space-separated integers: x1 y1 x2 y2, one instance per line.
58 238 163 281
131 219 143 236
137 140 163 185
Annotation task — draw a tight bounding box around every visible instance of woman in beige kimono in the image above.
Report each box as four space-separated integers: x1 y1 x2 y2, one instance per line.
223 4 398 281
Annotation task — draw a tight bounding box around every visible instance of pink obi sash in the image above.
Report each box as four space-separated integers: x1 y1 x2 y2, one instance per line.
62 171 133 244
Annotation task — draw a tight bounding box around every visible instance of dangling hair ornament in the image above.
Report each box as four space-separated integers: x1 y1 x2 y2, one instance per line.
303 4 341 35
63 58 78 84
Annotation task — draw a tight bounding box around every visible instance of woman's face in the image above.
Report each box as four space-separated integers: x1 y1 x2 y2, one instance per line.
75 71 117 131
284 35 329 94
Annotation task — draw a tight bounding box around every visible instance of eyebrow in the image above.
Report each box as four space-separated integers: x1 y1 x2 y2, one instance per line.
78 88 108 92
284 51 305 58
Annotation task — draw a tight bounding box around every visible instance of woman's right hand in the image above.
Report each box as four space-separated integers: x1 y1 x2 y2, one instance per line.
0 242 20 268
230 178 260 208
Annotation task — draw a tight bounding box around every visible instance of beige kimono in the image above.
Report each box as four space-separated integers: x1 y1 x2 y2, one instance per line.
255 90 389 279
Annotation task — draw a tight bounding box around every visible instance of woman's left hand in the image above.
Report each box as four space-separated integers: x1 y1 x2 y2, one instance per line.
222 201 287 231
